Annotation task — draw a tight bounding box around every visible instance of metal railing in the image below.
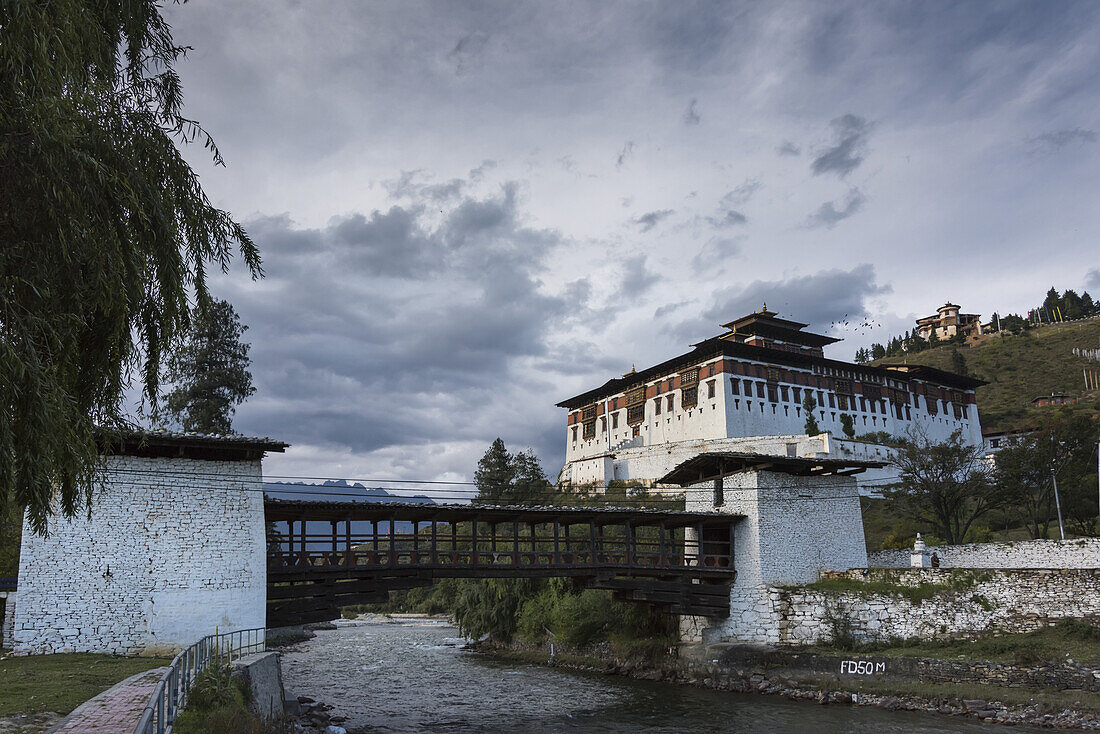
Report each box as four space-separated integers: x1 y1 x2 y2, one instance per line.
134 627 266 734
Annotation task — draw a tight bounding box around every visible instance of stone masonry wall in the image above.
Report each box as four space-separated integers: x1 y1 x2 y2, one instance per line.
13 455 267 655
778 568 1100 645
1 591 14 648
868 537 1100 570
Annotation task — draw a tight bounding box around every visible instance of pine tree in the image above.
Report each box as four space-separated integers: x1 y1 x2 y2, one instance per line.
854 347 870 364
1082 292 1097 317
803 394 820 435
474 440 551 505
510 450 551 504
1043 287 1061 321
871 343 886 360
474 439 514 503
162 300 256 434
1062 289 1084 320
949 347 970 378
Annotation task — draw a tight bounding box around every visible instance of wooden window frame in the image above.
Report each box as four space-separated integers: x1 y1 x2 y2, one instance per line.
682 385 698 409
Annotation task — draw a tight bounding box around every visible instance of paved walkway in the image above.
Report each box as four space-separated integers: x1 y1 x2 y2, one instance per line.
47 667 167 734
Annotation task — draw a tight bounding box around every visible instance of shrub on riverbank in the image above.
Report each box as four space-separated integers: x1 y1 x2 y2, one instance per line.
345 576 678 649
174 663 294 734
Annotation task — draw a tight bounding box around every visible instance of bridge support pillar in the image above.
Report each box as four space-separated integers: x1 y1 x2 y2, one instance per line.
680 466 868 646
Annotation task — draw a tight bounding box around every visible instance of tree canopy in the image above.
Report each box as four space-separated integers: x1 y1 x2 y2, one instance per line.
1 2 260 532
473 438 552 505
886 428 1002 544
802 393 820 435
993 412 1098 538
162 299 255 434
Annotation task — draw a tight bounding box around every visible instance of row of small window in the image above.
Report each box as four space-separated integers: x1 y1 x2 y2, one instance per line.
731 377 968 420
731 379 886 413
730 399 899 426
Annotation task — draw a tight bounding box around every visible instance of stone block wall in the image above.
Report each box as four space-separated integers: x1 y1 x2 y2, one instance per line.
1 591 14 648
868 537 1100 570
779 568 1100 645
13 455 267 655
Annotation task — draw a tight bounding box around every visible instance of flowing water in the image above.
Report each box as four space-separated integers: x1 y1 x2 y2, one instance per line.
279 618 1037 734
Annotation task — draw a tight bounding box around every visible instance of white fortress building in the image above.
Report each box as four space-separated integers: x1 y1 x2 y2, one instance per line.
557 308 985 488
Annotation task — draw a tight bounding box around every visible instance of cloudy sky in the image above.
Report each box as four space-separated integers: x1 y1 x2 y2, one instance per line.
162 1 1100 488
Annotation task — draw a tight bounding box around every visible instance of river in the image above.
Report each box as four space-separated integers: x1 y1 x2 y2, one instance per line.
279 617 1037 733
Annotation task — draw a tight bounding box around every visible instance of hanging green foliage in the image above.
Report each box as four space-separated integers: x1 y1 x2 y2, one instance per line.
0 1 261 532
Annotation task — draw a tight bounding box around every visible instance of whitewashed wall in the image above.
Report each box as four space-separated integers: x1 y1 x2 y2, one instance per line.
869 538 1100 570
13 455 267 655
681 471 868 646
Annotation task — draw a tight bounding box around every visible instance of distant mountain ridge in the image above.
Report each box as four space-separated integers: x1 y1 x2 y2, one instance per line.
263 478 439 505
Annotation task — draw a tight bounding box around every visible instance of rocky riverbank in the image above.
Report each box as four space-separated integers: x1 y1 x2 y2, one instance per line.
473 640 1100 730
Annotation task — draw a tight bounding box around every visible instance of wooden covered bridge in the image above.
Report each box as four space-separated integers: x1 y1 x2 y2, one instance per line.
265 499 740 627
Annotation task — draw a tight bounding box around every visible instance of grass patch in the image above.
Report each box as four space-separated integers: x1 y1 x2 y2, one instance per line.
797 570 995 605
811 619 1100 665
795 575 979 605
0 653 171 716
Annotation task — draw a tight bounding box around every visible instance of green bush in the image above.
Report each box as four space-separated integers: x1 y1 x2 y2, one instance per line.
186 664 240 711
175 663 295 734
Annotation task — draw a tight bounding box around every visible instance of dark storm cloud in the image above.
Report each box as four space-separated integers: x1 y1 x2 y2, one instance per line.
660 265 889 346
1027 128 1097 153
467 160 497 182
811 114 872 178
705 264 890 328
645 1 740 72
654 301 692 319
721 179 762 207
706 209 747 228
448 31 490 75
683 98 701 125
221 176 576 460
777 141 801 156
634 209 674 232
616 255 660 298
691 236 743 271
806 188 866 229
331 206 435 277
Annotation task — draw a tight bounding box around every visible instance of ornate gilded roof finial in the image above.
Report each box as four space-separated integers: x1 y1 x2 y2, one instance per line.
762 300 768 312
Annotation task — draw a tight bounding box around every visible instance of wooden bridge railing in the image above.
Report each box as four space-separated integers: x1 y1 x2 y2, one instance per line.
267 523 735 574
264 499 740 625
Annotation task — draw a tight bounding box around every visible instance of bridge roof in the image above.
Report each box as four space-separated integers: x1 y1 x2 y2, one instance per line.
658 451 887 486
264 499 740 527
101 428 288 461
